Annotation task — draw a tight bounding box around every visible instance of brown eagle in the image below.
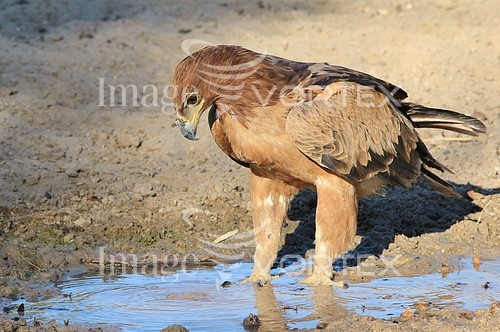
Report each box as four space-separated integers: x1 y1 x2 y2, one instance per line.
172 45 486 285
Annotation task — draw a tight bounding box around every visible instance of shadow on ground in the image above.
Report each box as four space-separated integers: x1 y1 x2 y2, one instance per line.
277 182 500 268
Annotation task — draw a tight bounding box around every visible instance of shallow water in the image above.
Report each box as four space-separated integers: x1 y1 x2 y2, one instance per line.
12 258 499 331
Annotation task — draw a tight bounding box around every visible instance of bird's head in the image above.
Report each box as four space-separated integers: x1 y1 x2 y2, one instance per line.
172 57 217 141
172 45 254 140
172 83 210 141
172 45 284 140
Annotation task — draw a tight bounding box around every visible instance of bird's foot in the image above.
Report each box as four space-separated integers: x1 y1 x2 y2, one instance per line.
242 273 274 286
301 273 348 287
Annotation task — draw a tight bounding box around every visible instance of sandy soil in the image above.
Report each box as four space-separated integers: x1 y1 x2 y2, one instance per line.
0 0 499 330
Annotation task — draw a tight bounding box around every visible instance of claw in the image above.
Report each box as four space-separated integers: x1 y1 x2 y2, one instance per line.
301 273 348 288
242 273 273 286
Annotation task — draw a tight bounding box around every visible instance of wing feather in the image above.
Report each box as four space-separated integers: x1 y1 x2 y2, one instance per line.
304 63 408 101
285 81 421 186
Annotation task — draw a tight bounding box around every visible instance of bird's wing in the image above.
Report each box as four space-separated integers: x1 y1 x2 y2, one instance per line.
285 80 421 188
301 63 408 102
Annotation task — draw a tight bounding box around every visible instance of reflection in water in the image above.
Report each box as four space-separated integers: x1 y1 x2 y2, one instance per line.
252 284 348 330
252 285 287 330
253 285 287 331
7 259 499 331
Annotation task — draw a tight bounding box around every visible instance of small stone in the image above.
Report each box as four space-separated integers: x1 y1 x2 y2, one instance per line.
160 324 189 332
242 313 261 329
63 233 75 243
414 301 430 317
115 133 142 148
132 183 154 196
73 217 92 228
400 308 414 320
316 321 328 329
440 263 452 277
221 281 232 288
377 9 389 15
459 311 474 320
64 165 81 178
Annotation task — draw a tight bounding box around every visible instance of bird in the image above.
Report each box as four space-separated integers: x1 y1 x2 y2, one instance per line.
172 45 486 285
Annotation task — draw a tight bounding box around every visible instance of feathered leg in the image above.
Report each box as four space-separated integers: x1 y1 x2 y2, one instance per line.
245 173 298 285
302 176 358 285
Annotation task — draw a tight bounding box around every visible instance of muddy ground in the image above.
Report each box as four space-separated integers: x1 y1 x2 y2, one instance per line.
0 0 499 331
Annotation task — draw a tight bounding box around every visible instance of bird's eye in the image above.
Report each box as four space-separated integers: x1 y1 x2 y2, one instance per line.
186 94 198 106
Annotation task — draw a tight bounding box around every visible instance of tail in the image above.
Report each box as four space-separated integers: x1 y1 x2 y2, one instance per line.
402 103 487 197
404 103 487 136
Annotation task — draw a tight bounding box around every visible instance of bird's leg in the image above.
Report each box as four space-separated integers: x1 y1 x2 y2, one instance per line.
244 173 297 286
302 176 358 286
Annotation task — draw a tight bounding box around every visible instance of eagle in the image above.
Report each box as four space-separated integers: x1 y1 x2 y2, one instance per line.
172 45 486 285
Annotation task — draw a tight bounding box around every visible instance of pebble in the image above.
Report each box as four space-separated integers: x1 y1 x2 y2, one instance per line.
64 165 81 178
132 182 154 196
242 313 261 329
73 217 92 228
400 308 415 320
221 281 232 288
316 321 329 329
414 301 430 317
160 324 189 332
63 233 75 243
115 133 143 148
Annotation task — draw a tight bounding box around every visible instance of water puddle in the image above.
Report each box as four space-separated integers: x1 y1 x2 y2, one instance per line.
336 259 499 318
9 258 499 331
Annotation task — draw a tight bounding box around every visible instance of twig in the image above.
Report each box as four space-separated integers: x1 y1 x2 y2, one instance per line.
213 229 239 243
478 200 491 223
16 250 42 271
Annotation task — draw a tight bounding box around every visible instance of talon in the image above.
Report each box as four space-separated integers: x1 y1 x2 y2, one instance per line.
301 273 347 287
243 273 272 286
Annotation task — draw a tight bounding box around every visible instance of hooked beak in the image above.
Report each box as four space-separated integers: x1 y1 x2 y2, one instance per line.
175 118 199 141
175 99 205 141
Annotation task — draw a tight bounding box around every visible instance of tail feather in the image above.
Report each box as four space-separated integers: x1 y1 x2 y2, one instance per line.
404 103 487 136
421 167 462 198
399 103 486 197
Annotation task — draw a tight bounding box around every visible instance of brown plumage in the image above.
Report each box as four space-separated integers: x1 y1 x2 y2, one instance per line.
172 45 486 285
